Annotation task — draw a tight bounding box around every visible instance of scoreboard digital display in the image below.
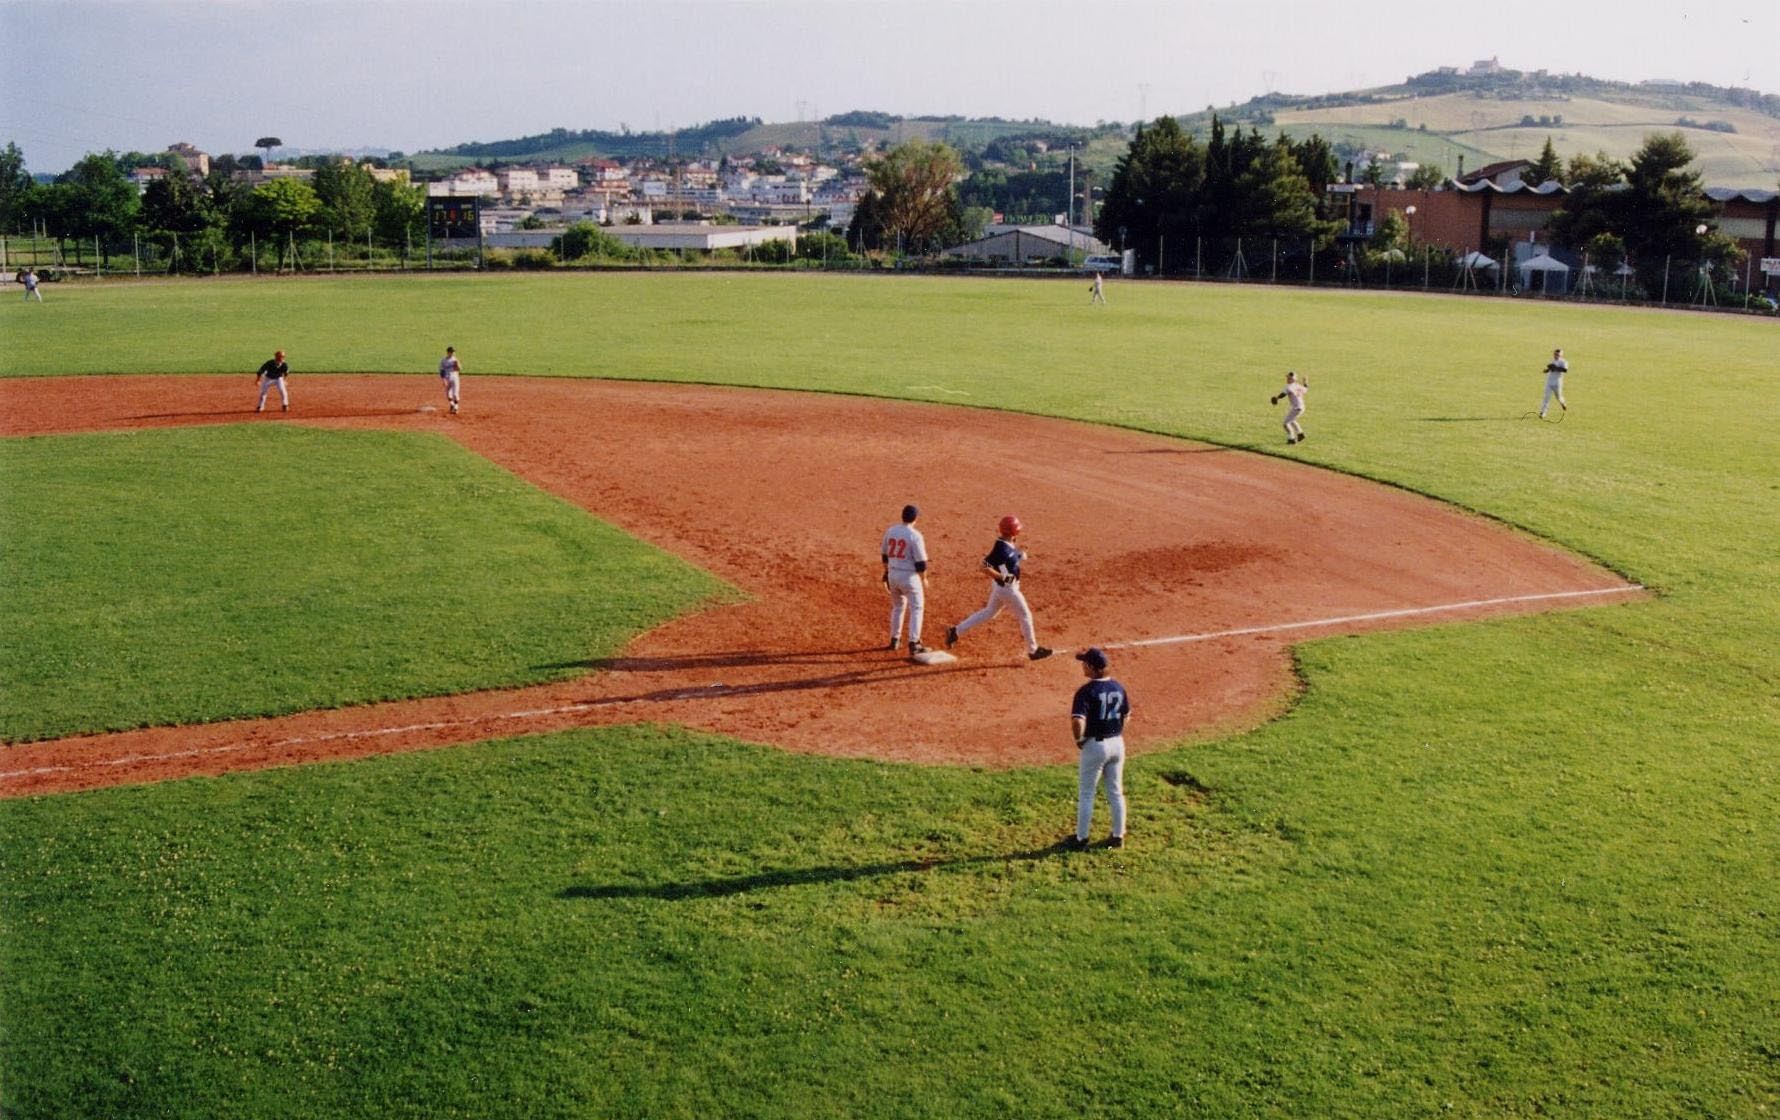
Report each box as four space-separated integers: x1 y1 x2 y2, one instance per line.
428 197 480 240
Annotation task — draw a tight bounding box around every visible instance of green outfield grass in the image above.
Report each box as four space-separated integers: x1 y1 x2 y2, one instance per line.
0 425 729 741
1 274 1776 1118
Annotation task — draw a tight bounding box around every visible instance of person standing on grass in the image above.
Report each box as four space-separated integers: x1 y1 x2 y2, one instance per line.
1068 646 1130 850
255 350 290 412
1090 272 1107 305
1540 347 1568 418
438 346 462 415
1271 370 1307 444
22 268 42 302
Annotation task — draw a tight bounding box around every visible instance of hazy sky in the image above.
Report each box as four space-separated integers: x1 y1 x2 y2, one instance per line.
5 0 1775 172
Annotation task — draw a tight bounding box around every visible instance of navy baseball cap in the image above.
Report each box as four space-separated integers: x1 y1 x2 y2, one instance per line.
1075 647 1109 670
902 504 919 522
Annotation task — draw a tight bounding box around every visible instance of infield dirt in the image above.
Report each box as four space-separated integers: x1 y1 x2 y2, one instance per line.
0 375 1641 795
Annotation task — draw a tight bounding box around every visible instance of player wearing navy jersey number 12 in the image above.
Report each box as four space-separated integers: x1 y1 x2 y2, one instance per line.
945 514 1052 661
1069 647 1131 849
881 504 929 656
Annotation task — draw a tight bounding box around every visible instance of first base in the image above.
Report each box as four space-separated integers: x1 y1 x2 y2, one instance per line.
911 650 957 665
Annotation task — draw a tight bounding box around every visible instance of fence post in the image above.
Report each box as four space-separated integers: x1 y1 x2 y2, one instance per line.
1271 238 1278 283
1423 247 1430 290
251 231 257 276
1195 236 1201 279
1308 240 1315 286
1158 234 1164 276
328 230 334 272
95 236 102 278
1661 255 1670 305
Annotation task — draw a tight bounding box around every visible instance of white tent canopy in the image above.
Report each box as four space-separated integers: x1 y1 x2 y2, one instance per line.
1456 250 1497 269
1519 252 1571 293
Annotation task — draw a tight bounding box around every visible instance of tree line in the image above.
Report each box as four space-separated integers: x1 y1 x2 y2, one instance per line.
0 143 427 269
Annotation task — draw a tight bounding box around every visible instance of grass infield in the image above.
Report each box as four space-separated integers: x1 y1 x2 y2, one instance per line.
1 274 1776 1118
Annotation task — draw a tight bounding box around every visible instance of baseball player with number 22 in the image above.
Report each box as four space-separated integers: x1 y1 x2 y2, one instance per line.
945 514 1053 661
881 504 929 657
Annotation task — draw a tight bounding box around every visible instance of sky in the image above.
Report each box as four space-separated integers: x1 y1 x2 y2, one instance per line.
5 0 1776 173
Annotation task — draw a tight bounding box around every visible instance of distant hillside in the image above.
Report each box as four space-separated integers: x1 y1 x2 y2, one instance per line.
1185 68 1780 187
405 69 1780 188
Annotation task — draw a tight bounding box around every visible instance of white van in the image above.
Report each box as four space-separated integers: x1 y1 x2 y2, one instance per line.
1082 253 1127 275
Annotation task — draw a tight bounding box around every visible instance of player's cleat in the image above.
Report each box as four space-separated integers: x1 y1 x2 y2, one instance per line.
908 642 927 656
281 404 289 412
945 626 958 649
1029 647 1054 661
1105 836 1126 849
1295 432 1304 441
887 638 900 651
255 404 264 413
1064 836 1089 851
450 403 459 414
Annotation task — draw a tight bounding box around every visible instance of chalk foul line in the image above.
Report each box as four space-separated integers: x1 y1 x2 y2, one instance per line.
0 585 1642 783
1102 584 1645 652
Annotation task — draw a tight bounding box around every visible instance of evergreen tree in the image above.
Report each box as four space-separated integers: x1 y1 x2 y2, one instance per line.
1093 116 1204 272
1527 136 1563 186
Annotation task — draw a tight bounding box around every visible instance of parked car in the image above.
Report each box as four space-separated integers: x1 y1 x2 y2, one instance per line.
1081 253 1125 273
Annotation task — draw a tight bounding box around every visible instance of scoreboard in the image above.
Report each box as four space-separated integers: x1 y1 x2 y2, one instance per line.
428 197 480 240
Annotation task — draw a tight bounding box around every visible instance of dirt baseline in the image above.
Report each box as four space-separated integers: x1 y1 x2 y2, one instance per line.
0 375 1640 796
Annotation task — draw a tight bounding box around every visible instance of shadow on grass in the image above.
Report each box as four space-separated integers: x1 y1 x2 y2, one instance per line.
1412 415 1524 423
558 840 1088 901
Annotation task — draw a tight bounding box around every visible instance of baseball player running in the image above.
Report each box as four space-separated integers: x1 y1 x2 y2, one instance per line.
438 346 462 414
255 350 290 412
945 514 1053 661
1539 347 1568 418
881 503 930 656
1069 646 1131 849
1271 370 1307 444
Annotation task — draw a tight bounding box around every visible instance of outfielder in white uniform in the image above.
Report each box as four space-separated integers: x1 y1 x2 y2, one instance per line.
438 346 462 414
1539 348 1568 418
1090 272 1107 305
1271 370 1307 444
881 504 930 656
945 514 1053 661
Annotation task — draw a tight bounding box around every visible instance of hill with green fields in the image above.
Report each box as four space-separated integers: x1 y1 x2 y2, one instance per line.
404 69 1780 189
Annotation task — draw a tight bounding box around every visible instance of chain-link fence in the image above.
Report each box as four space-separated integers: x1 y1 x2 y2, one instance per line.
4 228 1775 314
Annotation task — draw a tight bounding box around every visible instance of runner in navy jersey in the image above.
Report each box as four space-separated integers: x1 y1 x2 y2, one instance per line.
944 514 1052 661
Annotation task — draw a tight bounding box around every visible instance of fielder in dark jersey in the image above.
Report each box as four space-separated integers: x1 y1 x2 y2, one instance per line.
255 350 290 412
1069 647 1131 848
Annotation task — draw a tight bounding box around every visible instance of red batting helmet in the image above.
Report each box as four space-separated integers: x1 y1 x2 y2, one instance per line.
998 514 1023 537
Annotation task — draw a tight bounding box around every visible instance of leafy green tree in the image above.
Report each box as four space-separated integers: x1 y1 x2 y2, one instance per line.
1617 132 1713 282
53 153 141 261
141 171 214 236
0 142 34 232
794 230 853 262
1233 138 1330 240
553 221 629 260
312 159 377 237
1285 134 1339 196
1527 136 1563 186
1549 151 1628 251
1405 162 1446 190
1094 115 1204 270
1583 231 1627 273
371 178 425 244
235 178 321 240
861 140 965 253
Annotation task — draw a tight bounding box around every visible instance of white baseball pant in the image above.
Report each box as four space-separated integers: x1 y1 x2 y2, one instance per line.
955 579 1038 653
887 570 924 645
257 377 288 409
1077 735 1127 841
1540 378 1565 415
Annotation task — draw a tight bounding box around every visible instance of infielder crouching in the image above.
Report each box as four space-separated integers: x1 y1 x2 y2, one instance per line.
1070 646 1131 849
255 350 290 412
881 503 929 656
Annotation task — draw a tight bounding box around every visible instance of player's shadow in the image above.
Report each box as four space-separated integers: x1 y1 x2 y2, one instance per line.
557 841 1079 902
125 408 418 421
574 659 982 707
537 647 881 673
1102 446 1237 455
